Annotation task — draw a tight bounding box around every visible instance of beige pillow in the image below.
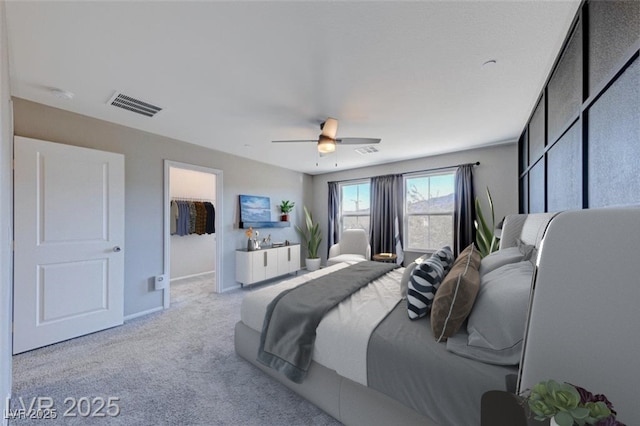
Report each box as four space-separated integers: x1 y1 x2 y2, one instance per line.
431 243 481 342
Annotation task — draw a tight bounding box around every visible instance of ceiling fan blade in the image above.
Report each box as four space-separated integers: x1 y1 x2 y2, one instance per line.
272 139 317 143
336 137 381 145
320 117 338 139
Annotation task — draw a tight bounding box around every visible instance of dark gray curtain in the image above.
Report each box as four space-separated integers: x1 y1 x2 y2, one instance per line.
370 174 404 265
327 181 340 257
454 164 475 256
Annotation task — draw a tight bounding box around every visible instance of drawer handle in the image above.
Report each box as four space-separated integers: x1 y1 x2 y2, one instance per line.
264 251 267 267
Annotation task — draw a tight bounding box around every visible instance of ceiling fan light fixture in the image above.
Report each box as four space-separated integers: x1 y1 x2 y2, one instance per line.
317 135 336 153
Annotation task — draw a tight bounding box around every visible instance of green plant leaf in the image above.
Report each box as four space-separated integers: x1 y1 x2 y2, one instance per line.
279 200 295 213
554 411 574 426
486 187 495 230
296 206 322 259
569 406 590 420
474 187 500 257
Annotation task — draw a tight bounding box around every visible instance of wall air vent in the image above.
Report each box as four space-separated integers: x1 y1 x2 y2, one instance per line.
107 92 163 117
354 146 379 155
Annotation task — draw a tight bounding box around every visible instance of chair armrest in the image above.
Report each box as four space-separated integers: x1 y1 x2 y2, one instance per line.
328 244 340 258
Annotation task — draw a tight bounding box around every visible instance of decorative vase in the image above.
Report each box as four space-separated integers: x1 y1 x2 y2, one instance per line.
247 238 254 251
305 258 321 271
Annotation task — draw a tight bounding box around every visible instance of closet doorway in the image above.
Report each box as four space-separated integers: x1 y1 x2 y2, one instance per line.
163 160 223 308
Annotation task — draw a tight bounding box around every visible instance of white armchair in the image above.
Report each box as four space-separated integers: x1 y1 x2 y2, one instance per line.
327 229 371 267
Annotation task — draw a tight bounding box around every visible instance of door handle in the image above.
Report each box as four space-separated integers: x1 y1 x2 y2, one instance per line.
113 246 122 252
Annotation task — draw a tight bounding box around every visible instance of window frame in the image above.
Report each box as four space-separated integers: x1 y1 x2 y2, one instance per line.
403 170 456 253
338 179 371 238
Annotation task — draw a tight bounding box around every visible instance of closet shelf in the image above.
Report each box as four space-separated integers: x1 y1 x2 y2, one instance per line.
239 221 290 229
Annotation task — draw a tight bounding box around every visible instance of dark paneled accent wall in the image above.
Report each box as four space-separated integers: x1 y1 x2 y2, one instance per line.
518 0 640 213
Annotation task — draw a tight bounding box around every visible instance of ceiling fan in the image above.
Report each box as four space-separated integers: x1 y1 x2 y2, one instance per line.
272 118 381 154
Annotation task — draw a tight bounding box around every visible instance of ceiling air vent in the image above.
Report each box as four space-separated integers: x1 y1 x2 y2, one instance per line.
107 92 163 117
354 146 379 155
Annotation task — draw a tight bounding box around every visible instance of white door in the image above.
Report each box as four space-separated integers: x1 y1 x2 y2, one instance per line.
13 136 125 354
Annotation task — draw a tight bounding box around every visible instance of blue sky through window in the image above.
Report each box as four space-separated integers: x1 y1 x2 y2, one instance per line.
406 174 455 202
341 183 370 213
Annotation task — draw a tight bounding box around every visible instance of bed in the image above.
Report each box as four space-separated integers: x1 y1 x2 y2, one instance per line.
234 208 639 425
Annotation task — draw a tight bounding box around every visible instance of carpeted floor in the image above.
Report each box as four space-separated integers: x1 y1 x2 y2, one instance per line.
9 274 341 425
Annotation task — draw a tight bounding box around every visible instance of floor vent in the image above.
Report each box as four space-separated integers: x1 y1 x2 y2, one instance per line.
354 146 379 155
107 92 163 117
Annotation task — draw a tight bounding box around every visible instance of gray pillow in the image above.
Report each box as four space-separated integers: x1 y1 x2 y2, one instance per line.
478 247 525 276
516 238 536 261
446 260 534 365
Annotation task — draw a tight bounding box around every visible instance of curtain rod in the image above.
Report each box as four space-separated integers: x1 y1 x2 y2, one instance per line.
328 161 479 185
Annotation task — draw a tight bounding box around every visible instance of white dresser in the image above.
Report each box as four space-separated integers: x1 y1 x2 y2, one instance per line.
236 244 300 286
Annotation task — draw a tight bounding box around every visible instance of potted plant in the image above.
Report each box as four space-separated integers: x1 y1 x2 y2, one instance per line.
475 187 500 257
279 200 295 222
523 380 624 426
295 206 322 271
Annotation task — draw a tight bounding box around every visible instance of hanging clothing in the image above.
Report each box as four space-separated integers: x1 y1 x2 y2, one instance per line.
188 201 197 234
177 200 190 236
194 202 207 235
171 199 215 236
204 202 215 234
170 200 179 235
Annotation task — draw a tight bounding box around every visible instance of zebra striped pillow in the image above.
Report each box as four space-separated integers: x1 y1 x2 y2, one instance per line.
407 257 445 320
431 246 454 274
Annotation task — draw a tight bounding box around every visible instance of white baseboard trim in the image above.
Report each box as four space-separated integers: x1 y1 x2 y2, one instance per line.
220 284 242 292
170 270 215 282
124 306 163 322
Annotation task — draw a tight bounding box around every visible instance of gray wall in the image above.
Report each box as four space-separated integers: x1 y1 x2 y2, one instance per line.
10 98 518 317
0 0 13 416
311 143 519 264
12 98 313 316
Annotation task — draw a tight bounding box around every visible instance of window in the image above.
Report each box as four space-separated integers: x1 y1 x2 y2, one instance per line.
404 172 455 251
339 181 370 236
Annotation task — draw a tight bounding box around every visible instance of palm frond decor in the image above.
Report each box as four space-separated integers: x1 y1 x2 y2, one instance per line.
474 187 499 257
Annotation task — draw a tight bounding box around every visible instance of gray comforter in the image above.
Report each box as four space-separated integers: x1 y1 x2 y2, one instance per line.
367 299 517 425
257 261 397 383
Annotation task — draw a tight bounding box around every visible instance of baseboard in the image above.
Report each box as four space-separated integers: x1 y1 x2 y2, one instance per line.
170 270 215 282
124 306 163 322
220 284 242 292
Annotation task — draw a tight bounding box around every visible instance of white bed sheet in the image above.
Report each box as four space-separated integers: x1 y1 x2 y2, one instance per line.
240 261 404 386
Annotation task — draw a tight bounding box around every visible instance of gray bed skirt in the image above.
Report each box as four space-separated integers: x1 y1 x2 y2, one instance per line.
234 321 436 426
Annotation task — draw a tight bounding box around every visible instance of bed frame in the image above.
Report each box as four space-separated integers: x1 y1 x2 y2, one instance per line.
235 207 639 425
235 322 432 424
518 207 639 424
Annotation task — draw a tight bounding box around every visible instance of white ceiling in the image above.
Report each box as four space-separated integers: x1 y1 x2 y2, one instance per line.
5 0 580 175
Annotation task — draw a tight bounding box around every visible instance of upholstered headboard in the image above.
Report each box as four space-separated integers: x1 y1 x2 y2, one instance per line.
499 212 559 250
518 207 640 424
